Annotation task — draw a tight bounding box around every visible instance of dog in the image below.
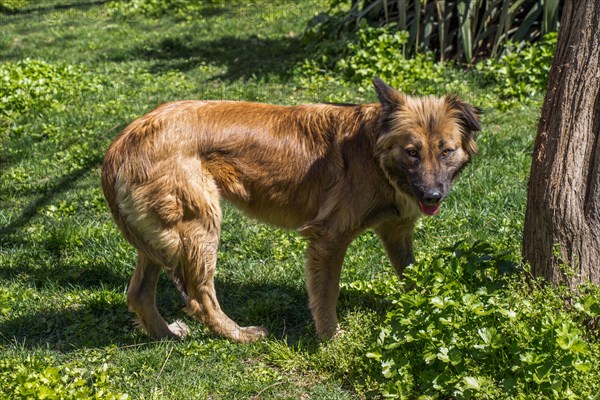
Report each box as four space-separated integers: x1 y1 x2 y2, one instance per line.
101 78 480 342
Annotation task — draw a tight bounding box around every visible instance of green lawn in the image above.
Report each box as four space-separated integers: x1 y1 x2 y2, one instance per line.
1 1 597 399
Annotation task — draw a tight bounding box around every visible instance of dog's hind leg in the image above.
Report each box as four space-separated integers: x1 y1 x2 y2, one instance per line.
123 158 265 342
179 219 268 343
127 252 190 339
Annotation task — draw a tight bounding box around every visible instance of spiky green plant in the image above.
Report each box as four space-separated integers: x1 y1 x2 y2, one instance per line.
324 0 562 63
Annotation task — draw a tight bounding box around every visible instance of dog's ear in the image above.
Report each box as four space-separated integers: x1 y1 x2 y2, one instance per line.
373 77 405 108
445 94 481 155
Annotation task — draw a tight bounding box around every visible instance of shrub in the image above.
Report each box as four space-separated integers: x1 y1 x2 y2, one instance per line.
306 0 561 63
364 242 600 399
334 26 457 94
476 33 557 109
298 25 466 98
299 25 556 108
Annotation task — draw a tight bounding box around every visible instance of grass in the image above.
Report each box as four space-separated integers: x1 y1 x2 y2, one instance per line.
3 1 596 399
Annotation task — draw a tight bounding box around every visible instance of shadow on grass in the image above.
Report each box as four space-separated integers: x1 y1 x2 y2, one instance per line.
0 155 103 241
0 277 389 351
112 33 302 81
0 259 130 292
0 302 137 350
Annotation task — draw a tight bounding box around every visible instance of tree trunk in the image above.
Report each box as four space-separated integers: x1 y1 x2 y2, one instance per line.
522 0 600 289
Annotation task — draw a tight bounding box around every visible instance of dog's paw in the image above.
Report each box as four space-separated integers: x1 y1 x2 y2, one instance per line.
333 324 345 338
316 324 344 341
315 321 341 341
238 325 268 342
168 320 190 339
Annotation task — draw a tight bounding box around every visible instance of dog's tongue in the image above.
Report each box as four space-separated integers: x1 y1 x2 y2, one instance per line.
419 202 440 216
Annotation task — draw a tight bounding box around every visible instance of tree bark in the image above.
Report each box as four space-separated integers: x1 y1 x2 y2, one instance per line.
522 0 600 289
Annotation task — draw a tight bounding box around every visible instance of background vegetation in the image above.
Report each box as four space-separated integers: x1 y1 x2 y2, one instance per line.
1 0 598 399
307 0 561 63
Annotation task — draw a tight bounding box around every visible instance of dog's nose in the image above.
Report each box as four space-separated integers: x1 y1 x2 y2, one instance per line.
423 191 443 204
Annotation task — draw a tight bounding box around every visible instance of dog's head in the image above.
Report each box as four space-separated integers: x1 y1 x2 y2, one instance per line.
372 78 481 216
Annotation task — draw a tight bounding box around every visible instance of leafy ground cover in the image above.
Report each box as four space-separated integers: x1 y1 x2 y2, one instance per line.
1 1 598 399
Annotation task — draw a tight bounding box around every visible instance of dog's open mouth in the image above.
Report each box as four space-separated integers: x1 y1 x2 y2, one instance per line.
419 202 440 216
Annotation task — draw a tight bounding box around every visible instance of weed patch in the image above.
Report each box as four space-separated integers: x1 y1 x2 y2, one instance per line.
0 354 128 399
0 59 103 127
364 243 600 398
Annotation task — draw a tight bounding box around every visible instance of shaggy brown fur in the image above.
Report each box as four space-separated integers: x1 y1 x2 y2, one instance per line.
101 78 480 342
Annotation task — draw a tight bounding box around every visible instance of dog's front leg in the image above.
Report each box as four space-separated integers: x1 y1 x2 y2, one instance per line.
305 233 353 339
374 219 416 277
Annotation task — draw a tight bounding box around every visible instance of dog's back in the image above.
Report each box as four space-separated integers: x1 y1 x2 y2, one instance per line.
102 100 379 235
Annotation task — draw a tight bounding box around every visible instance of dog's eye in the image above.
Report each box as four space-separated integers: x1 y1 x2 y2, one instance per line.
406 148 419 158
441 149 455 158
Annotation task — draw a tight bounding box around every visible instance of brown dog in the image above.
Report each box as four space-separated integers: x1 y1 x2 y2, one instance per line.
101 78 480 342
